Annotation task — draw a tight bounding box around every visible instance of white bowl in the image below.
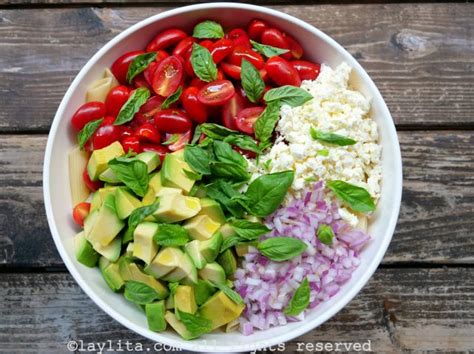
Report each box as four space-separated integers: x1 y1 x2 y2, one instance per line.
43 3 402 352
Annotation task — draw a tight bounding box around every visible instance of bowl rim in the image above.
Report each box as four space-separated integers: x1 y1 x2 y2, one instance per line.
43 2 403 352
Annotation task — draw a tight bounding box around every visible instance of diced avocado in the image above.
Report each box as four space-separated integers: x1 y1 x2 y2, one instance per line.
189 183 207 198
142 186 157 206
149 172 162 191
225 319 240 332
245 215 262 223
74 231 99 267
146 301 166 332
156 187 183 197
218 223 237 240
162 253 197 285
90 192 102 212
90 186 119 212
101 261 124 292
183 215 221 241
118 256 133 280
125 241 134 256
165 311 194 340
137 151 160 173
115 188 142 220
87 141 124 181
153 193 201 223
185 240 207 270
122 263 168 300
98 186 119 200
235 241 258 257
98 256 110 271
161 152 195 193
133 222 159 265
83 209 98 237
195 279 216 306
145 247 183 278
198 262 226 286
200 291 245 330
174 285 197 316
165 295 174 309
197 198 226 224
99 168 121 184
217 249 237 277
91 234 122 262
199 232 223 263
86 193 125 247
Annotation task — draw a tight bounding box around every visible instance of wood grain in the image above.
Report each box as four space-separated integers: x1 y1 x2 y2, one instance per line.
0 268 472 352
0 130 473 267
0 4 473 131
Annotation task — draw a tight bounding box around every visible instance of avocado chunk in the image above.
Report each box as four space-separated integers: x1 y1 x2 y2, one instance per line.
184 240 207 270
217 249 237 277
199 232 223 263
115 188 142 220
145 247 184 279
198 262 226 286
137 151 161 173
122 262 168 300
90 192 102 212
91 234 122 262
86 193 125 247
146 301 166 332
101 261 124 292
125 242 134 256
90 186 119 212
133 222 159 265
189 183 207 198
197 198 226 224
87 141 124 181
183 215 221 241
195 279 216 306
149 171 162 191
225 319 240 332
153 193 201 223
98 255 110 271
161 152 195 193
174 285 197 316
156 187 183 197
165 311 194 340
235 241 258 257
142 186 157 206
74 231 99 267
162 253 197 285
218 223 237 240
165 295 174 310
200 291 245 330
118 256 133 280
99 168 121 184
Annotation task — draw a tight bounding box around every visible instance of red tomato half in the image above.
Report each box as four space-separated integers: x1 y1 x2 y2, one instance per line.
220 62 241 80
199 40 214 51
111 50 145 84
197 80 236 106
152 56 183 97
155 49 170 63
283 33 304 59
166 131 191 152
154 109 192 133
92 116 122 150
105 85 130 117
146 29 187 52
291 60 321 81
182 87 208 123
135 96 164 124
121 136 141 154
72 202 91 227
210 39 234 64
222 90 248 130
173 37 196 58
261 28 289 52
236 106 265 134
247 19 269 41
226 28 251 49
265 56 301 86
227 47 265 69
141 144 169 162
135 122 161 143
83 167 103 190
143 61 158 86
71 101 106 131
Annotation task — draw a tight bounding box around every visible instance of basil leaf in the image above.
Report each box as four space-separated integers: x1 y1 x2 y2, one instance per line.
77 118 103 149
206 180 245 218
220 235 241 253
310 127 356 146
244 170 294 217
191 125 202 145
108 158 149 197
223 134 261 155
327 180 375 213
317 224 334 245
161 86 182 109
176 310 213 339
114 88 150 125
254 101 281 144
153 224 190 247
192 20 224 39
250 39 289 58
284 278 310 316
128 200 160 230
262 159 272 172
210 161 250 182
162 134 180 146
200 123 239 140
184 145 211 175
241 59 265 103
126 52 157 84
264 85 312 107
124 281 160 305
230 220 270 240
168 282 179 295
257 237 307 262
213 140 248 167
213 282 244 305
191 43 217 82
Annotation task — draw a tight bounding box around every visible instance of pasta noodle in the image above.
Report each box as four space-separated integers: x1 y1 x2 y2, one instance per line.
68 146 90 205
85 68 120 103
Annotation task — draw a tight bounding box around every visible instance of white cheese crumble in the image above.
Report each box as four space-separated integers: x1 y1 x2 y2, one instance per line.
248 62 382 225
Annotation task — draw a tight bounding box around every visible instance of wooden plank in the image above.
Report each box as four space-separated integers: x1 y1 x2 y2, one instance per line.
0 130 473 267
0 4 473 131
0 268 472 352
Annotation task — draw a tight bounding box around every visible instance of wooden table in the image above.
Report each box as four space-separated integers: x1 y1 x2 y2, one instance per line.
0 1 473 352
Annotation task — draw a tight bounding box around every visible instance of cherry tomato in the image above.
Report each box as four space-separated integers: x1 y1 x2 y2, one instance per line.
105 85 130 117
261 28 289 52
133 74 152 90
199 40 214 51
120 126 134 139
71 101 106 131
166 131 191 152
144 61 158 86
152 56 183 97
190 77 206 88
222 90 247 130
72 202 91 227
283 33 304 59
111 50 145 84
155 49 170 63
173 37 196 58
198 80 236 106
291 60 321 81
121 136 141 154
210 39 234 64
227 47 265 69
221 62 241 80
92 116 122 150
247 19 269 41
265 56 301 86
135 122 161 143
154 109 192 133
135 96 164 124
182 87 208 123
183 48 195 77
236 106 265 134
83 167 103 190
259 68 270 83
226 28 251 49
146 29 187 52
141 144 169 162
